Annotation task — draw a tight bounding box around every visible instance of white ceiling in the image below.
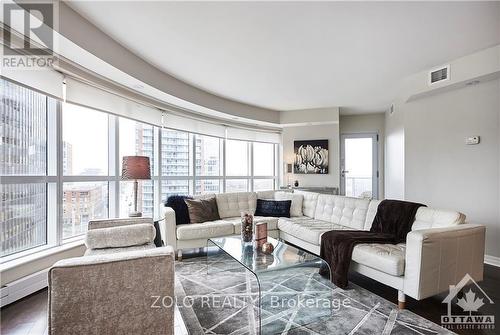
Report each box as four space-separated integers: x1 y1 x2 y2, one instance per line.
67 1 500 113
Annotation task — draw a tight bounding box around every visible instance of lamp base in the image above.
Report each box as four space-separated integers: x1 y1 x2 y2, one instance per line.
128 211 142 218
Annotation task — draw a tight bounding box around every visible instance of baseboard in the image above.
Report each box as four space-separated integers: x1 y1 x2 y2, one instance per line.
484 254 500 267
0 268 48 307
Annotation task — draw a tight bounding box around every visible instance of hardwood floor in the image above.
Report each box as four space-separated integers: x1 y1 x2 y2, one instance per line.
1 258 499 335
1 289 48 335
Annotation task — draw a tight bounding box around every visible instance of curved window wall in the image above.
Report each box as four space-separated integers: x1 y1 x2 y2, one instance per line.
1 78 279 258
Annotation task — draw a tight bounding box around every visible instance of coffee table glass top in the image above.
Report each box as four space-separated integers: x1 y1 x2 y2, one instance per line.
207 235 324 274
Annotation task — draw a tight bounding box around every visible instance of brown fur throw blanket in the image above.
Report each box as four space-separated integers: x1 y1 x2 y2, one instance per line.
319 199 426 288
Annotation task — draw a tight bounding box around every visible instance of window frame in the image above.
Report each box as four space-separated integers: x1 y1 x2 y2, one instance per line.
1 79 280 262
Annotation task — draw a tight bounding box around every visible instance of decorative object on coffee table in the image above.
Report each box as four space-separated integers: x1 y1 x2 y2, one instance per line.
294 139 329 174
241 212 254 243
261 241 274 254
121 156 151 217
255 222 267 248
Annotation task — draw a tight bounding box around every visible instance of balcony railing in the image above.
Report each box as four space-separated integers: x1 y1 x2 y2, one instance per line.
346 176 372 198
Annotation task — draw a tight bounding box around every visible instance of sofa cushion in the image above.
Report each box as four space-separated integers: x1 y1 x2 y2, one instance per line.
255 199 291 217
176 221 234 240
185 197 220 223
216 192 257 218
364 200 466 231
274 191 304 217
256 190 276 199
278 216 350 245
412 207 466 230
364 199 381 230
314 195 370 230
352 243 406 276
240 216 279 234
294 191 319 218
229 216 279 233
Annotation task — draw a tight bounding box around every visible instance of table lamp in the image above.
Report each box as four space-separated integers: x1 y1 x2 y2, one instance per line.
122 156 151 217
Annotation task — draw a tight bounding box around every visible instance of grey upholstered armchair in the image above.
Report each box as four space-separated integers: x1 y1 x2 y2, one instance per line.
48 218 175 335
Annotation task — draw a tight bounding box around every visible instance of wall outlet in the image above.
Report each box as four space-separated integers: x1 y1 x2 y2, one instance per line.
465 136 480 145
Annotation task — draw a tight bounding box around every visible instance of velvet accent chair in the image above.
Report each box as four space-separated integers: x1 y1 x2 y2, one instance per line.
48 218 175 335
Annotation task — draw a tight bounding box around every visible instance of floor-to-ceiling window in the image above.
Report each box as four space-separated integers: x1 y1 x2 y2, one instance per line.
62 103 109 239
1 78 279 259
225 139 249 192
252 142 277 191
195 134 222 195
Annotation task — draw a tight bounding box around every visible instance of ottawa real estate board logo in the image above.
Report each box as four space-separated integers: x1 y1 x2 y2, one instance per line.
441 274 495 330
2 1 57 69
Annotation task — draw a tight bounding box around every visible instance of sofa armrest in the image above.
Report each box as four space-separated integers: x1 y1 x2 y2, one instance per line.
88 217 153 230
160 207 177 250
49 247 175 335
404 224 485 300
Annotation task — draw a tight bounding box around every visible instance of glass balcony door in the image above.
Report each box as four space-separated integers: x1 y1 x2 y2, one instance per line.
340 133 378 199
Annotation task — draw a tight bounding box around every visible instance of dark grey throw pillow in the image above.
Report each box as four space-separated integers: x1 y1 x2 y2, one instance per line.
255 199 292 218
185 197 220 223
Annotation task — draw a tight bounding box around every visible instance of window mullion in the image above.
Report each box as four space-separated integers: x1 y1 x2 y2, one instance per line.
46 97 58 248
249 142 254 192
222 137 226 193
108 115 119 218
155 126 162 220
275 143 279 190
55 99 63 246
192 133 196 194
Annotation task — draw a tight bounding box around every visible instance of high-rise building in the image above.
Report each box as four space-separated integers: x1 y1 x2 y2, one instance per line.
134 127 221 216
1 79 48 256
62 183 106 237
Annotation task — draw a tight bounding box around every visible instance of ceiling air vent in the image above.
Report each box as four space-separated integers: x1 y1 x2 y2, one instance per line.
429 65 450 85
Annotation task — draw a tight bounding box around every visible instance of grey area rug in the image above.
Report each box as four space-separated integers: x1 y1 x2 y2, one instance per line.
175 254 454 335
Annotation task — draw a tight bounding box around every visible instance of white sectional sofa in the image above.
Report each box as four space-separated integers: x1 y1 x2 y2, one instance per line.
161 190 486 307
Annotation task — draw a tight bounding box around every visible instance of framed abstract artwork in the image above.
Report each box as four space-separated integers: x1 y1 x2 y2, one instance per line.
294 140 329 174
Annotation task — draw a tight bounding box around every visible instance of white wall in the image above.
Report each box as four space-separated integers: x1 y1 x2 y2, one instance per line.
384 45 500 259
282 108 340 188
384 103 406 199
404 79 500 258
339 113 385 198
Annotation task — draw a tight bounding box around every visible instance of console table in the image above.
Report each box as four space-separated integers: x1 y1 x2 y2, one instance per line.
279 186 339 195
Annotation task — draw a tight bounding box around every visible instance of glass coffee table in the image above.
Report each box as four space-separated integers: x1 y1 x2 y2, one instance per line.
207 235 333 334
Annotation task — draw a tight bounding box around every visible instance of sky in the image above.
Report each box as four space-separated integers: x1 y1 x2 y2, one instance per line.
344 137 373 178
62 103 109 175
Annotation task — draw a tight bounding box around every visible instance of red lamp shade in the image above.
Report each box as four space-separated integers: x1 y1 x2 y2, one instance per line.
121 156 151 180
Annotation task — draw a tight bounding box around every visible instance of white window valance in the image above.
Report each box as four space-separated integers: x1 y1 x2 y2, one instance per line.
65 77 281 143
